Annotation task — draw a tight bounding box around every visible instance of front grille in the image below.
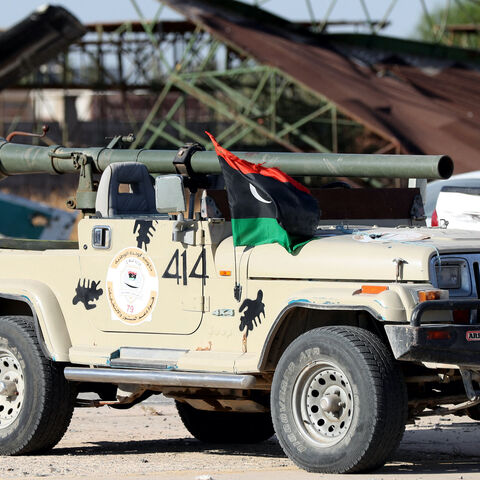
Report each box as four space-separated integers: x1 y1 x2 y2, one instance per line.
431 253 480 325
473 261 480 299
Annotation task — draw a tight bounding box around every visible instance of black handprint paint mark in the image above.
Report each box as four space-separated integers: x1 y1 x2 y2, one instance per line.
133 220 156 251
239 290 265 337
72 279 103 310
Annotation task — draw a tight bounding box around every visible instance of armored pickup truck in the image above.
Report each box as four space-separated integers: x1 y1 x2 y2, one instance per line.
0 136 478 474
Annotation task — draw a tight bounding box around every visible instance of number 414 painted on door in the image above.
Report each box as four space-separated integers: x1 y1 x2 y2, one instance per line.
162 249 208 286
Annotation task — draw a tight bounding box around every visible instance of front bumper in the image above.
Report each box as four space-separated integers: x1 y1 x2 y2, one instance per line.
385 300 480 367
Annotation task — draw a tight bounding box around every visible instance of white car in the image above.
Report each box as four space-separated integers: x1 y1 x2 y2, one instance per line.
425 171 480 228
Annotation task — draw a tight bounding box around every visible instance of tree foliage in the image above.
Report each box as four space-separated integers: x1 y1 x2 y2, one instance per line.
416 1 480 48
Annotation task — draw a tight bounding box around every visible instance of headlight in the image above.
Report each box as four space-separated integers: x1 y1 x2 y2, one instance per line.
430 257 472 297
435 265 461 289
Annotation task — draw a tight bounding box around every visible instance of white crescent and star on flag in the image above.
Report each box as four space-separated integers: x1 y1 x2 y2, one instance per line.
249 184 272 204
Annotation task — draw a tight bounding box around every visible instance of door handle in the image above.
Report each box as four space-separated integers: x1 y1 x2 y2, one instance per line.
92 225 111 249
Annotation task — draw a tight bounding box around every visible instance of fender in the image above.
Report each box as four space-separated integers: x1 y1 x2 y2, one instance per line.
258 285 409 370
0 279 71 361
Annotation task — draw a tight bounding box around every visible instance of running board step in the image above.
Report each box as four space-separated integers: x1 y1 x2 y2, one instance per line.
64 367 258 390
109 347 188 370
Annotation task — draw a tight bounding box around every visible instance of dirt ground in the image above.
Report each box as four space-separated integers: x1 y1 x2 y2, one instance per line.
1 396 479 480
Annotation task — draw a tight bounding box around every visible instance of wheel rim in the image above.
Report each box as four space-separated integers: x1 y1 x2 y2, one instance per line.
0 349 24 429
292 360 354 447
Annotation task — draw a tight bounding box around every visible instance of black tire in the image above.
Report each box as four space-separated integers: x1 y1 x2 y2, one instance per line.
176 401 274 443
466 404 480 421
271 326 407 474
0 315 76 455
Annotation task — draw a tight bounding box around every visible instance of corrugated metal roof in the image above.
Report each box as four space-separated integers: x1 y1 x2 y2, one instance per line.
161 0 480 173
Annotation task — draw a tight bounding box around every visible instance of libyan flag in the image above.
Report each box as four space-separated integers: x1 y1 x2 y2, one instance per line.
206 132 320 253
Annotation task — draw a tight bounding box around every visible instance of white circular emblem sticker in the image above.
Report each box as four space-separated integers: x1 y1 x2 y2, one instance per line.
106 247 158 325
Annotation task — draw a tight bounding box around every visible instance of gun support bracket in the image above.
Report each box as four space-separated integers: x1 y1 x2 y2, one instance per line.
49 150 96 213
173 143 209 219
173 142 208 193
74 153 96 214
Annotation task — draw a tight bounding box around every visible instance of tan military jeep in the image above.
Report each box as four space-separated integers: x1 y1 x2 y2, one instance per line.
0 137 478 474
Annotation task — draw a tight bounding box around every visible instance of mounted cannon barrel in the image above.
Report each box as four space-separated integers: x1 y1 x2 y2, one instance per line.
0 138 453 178
0 137 453 213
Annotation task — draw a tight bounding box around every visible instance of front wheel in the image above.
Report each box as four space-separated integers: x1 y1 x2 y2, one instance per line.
271 326 407 473
0 316 76 455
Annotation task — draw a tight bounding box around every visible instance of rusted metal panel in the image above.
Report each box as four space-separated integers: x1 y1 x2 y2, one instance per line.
160 0 480 173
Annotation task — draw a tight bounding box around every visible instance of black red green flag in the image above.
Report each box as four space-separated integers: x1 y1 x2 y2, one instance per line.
206 132 320 253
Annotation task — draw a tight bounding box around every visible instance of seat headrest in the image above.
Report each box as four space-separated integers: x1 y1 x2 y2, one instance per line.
95 162 156 217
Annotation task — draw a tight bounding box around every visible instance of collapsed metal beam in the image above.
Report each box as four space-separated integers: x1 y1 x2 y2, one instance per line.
0 5 85 91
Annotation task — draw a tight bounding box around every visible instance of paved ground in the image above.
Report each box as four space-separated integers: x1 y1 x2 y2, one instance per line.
0 396 479 480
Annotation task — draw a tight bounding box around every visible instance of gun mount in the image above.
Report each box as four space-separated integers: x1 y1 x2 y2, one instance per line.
0 137 453 213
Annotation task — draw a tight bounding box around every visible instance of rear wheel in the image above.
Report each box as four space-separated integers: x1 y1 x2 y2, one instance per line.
0 315 76 455
271 326 407 473
176 401 274 443
465 404 480 421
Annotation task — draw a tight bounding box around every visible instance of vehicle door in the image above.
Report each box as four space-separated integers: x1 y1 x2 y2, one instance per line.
75 216 207 335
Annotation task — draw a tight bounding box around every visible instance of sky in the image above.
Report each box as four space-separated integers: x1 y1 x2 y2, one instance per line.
1 0 445 39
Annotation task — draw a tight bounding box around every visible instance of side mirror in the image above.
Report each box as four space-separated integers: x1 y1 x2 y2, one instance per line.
155 175 186 213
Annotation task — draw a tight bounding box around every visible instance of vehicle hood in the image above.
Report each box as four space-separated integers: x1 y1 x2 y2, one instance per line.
247 227 480 282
